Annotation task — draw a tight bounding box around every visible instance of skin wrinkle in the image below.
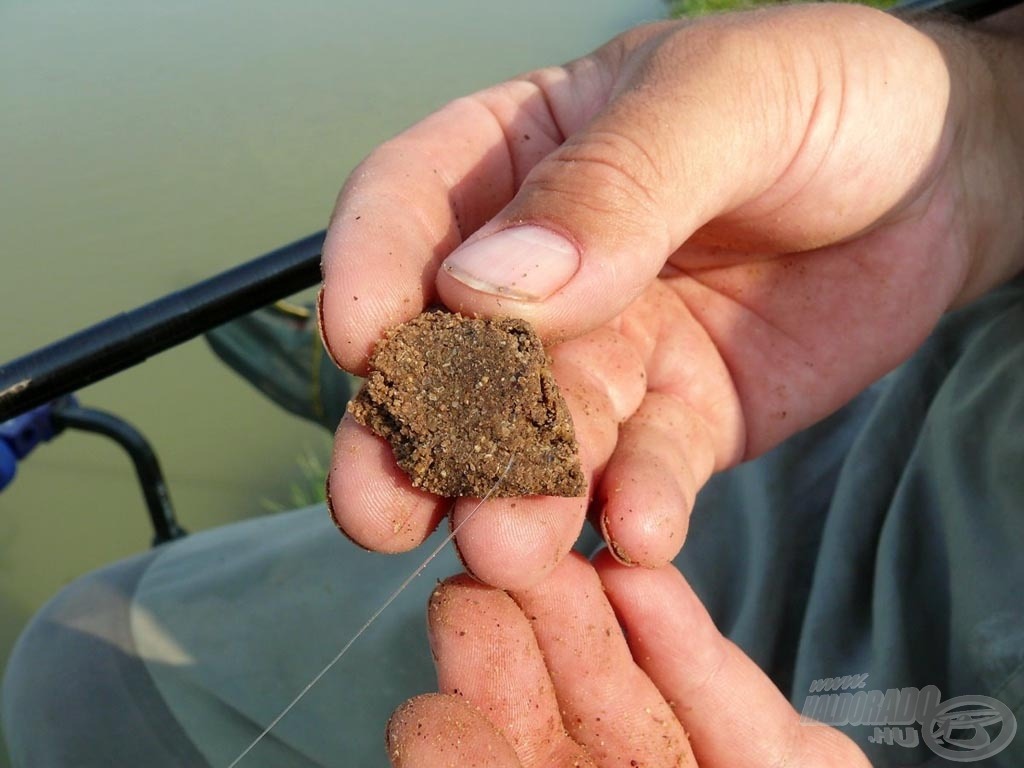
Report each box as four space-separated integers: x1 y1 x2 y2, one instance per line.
713 14 948 247
529 151 663 228
746 78 830 228
583 128 668 208
669 266 833 462
446 178 468 244
526 48 633 141
552 329 645 426
766 716 806 768
756 27 843 223
647 303 737 428
620 400 704 503
835 106 954 246
678 268 815 356
637 23 778 219
645 288 745 469
610 289 744 474
520 70 573 146
515 73 571 146
608 310 657 366
657 306 755 466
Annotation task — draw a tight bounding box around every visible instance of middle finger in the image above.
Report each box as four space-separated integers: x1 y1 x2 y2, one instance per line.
511 552 698 768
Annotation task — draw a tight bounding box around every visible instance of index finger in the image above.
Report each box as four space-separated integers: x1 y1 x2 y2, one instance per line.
319 62 610 375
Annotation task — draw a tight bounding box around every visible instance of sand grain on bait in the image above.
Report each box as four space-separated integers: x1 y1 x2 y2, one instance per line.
350 311 585 498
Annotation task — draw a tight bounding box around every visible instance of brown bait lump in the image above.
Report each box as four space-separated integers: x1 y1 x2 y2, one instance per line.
349 311 586 498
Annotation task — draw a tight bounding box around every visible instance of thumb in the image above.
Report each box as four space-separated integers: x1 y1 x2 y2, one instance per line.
436 5 950 340
434 69 734 340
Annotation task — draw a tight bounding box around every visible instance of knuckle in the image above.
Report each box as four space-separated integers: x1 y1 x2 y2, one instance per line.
527 128 666 223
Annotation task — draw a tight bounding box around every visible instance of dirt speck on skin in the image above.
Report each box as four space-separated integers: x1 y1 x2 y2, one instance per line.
350 311 585 498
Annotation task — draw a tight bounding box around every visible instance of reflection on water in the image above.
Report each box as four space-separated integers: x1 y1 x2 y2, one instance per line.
0 0 666 763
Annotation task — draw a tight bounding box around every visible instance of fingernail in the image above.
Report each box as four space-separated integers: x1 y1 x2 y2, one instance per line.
325 469 342 529
441 226 579 301
599 512 636 567
326 469 372 552
316 287 345 370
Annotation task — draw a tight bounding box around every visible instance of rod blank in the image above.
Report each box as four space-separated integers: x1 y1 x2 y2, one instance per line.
0 231 325 422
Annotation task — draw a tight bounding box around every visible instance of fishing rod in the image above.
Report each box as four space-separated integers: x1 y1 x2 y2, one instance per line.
895 0 1020 18
0 231 324 423
0 231 324 542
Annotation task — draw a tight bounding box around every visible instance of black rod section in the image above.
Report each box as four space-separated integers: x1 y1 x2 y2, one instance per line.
0 231 325 422
896 0 1021 19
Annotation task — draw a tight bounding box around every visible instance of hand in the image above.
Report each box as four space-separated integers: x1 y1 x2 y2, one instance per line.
321 4 1024 589
385 552 870 768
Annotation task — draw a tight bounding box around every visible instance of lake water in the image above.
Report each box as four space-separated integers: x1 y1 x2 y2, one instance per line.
0 0 667 763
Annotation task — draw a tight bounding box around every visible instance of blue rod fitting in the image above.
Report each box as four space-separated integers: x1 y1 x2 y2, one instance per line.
0 399 69 492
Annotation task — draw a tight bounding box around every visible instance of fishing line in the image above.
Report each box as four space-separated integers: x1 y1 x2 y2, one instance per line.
226 454 516 768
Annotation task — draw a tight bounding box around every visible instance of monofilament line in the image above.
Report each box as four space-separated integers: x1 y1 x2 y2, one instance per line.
226 455 516 768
